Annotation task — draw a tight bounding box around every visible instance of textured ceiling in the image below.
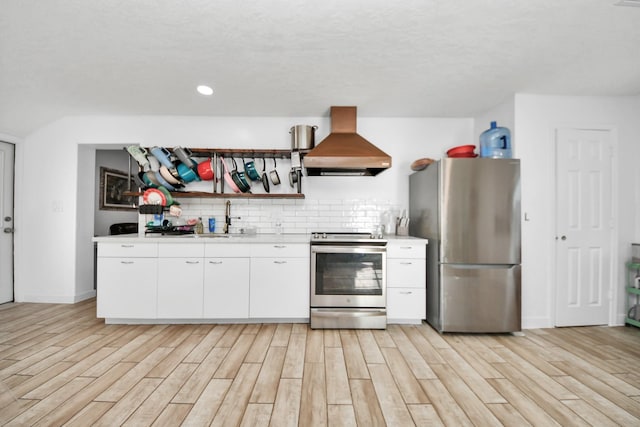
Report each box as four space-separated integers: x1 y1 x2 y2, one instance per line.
1 0 639 137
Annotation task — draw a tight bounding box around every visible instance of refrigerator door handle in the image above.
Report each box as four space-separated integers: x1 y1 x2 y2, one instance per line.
445 264 518 269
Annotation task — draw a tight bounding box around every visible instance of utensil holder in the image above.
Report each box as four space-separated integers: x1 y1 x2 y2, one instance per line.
396 225 409 236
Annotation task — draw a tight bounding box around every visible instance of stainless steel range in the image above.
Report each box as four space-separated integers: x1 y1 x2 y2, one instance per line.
310 232 387 329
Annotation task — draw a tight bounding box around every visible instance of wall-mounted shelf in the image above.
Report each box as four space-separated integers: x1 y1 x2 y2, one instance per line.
125 191 304 199
131 147 309 200
190 148 309 159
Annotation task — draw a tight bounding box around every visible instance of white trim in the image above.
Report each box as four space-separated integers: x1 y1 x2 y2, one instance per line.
522 317 553 330
17 290 95 304
104 317 310 325
74 290 97 302
20 295 78 304
0 133 21 144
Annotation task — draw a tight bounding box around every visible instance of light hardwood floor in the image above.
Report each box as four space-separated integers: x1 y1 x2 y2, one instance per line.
1 299 640 426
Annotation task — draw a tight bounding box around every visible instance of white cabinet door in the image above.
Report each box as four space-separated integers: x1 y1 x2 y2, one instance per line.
387 288 426 322
250 257 310 319
157 258 204 318
97 257 157 319
203 258 250 318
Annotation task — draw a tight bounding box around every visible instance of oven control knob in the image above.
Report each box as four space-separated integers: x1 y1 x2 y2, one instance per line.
312 233 318 239
322 233 327 239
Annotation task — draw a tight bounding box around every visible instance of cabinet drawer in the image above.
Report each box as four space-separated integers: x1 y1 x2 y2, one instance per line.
251 243 308 258
205 243 249 258
98 242 158 258
387 287 426 321
387 259 426 288
387 243 426 259
157 243 204 258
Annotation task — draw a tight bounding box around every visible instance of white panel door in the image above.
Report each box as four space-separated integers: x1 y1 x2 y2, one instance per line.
555 128 612 327
0 141 14 304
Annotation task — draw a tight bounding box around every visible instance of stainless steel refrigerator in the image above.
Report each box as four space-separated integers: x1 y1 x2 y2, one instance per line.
409 158 521 333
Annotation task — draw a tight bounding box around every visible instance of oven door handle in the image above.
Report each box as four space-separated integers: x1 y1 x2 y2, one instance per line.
311 245 387 254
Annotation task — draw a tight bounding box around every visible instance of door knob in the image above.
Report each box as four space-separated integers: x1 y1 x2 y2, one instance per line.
561 235 566 240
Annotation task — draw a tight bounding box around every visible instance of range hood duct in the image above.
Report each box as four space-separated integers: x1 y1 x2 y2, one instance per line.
304 106 392 176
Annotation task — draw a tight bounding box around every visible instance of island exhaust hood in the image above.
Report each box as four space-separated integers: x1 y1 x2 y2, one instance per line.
304 106 391 176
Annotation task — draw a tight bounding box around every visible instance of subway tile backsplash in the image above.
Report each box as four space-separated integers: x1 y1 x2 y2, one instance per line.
146 198 402 235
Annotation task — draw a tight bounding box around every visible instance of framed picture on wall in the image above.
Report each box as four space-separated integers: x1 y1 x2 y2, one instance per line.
99 167 136 210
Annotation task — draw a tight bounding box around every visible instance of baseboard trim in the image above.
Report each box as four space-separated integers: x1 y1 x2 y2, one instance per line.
522 317 553 329
18 290 96 304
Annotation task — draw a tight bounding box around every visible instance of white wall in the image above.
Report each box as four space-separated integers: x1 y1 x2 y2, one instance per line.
515 94 640 328
12 97 640 329
14 115 473 303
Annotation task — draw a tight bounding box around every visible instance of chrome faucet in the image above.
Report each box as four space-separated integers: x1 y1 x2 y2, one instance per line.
224 200 240 234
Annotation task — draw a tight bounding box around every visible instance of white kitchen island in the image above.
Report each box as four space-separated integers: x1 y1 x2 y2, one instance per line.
93 233 427 325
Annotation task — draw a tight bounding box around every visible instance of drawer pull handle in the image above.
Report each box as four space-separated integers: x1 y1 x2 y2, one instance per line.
274 260 287 264
121 244 134 248
186 261 200 264
209 261 223 265
273 245 286 249
400 262 413 265
120 261 134 264
399 291 413 295
400 246 413 250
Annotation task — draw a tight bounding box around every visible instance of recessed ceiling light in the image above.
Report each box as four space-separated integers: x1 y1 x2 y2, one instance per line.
197 85 213 96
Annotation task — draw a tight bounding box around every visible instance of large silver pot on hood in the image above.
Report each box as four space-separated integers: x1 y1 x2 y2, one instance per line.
290 125 318 150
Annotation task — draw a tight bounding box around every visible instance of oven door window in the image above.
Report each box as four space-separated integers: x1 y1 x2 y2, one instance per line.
315 252 384 296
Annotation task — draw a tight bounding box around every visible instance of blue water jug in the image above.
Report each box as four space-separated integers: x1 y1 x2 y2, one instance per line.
480 121 512 158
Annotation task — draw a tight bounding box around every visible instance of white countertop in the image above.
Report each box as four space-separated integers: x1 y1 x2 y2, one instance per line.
93 233 428 244
92 233 312 244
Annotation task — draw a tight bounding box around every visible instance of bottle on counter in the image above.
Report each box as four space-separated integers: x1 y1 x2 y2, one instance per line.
195 217 204 234
208 217 216 233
